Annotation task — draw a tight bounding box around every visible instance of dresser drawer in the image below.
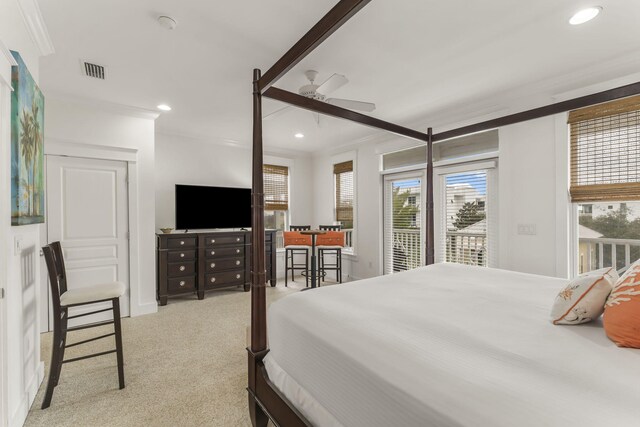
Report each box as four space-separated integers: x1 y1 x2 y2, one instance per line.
167 261 196 277
205 258 244 273
205 246 244 258
204 235 245 247
167 237 197 249
168 249 196 262
167 276 196 293
205 270 245 287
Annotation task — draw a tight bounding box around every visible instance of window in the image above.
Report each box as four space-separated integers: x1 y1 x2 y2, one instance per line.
334 160 354 249
263 164 289 248
570 96 640 274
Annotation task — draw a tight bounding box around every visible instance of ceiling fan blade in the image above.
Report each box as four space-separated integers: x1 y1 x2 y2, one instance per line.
326 98 376 112
263 105 292 120
317 74 348 95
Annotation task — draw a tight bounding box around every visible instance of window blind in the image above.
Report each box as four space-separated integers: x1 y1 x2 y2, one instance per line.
263 164 289 210
334 161 354 229
569 95 640 202
442 171 489 267
383 175 422 274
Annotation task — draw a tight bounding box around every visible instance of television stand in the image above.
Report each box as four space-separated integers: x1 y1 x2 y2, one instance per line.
156 229 276 305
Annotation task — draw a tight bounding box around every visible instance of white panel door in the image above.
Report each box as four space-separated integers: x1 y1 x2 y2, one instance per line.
46 156 129 326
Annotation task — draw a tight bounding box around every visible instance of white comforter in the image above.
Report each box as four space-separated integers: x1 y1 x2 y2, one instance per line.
264 263 640 427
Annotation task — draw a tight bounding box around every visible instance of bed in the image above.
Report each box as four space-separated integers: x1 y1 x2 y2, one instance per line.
263 264 640 427
246 1 640 426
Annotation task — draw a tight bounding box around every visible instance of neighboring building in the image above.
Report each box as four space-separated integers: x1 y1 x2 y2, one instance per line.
578 224 604 274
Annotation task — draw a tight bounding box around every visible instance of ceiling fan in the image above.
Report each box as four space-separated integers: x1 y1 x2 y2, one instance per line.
264 70 376 121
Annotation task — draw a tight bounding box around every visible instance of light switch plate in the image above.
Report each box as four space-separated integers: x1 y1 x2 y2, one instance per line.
517 224 537 235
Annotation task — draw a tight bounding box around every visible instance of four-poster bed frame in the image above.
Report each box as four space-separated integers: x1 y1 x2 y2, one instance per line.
248 1 640 425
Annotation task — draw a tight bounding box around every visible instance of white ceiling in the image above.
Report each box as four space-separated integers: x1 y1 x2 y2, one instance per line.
38 0 640 153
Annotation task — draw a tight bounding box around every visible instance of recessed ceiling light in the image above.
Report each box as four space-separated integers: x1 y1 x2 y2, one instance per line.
569 6 602 25
294 133 304 138
157 104 172 111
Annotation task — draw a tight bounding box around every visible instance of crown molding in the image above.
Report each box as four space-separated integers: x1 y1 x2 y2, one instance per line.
0 39 18 89
17 0 55 56
47 92 161 120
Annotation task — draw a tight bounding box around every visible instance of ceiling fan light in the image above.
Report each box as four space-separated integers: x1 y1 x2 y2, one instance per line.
569 6 602 25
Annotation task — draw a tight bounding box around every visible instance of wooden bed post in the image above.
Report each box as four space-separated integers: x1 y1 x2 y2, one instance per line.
250 68 267 353
248 68 269 427
426 127 435 265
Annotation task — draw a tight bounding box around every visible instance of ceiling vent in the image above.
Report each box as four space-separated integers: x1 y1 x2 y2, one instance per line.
81 61 106 80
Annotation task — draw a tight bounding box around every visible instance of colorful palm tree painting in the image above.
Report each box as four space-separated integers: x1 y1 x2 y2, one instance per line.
11 50 45 225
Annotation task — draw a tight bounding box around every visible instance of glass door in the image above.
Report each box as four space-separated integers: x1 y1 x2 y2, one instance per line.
383 171 426 274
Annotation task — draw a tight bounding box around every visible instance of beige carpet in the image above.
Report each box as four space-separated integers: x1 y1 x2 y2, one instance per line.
24 279 320 427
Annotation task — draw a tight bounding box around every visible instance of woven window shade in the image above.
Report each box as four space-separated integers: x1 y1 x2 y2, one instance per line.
263 164 289 210
569 95 640 202
334 161 354 226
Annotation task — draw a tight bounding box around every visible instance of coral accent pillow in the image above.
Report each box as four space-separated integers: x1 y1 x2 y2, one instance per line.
550 267 618 325
603 259 640 348
283 231 311 247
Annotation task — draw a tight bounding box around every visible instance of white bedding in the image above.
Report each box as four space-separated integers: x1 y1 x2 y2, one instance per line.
264 263 640 427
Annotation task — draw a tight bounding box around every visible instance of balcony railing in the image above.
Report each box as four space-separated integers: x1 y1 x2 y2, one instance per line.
445 231 487 267
392 228 421 271
579 237 640 274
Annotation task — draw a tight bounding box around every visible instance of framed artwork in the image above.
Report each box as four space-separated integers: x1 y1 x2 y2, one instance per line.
11 50 44 226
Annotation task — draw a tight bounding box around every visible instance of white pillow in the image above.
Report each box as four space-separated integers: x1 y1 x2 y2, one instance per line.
550 267 618 325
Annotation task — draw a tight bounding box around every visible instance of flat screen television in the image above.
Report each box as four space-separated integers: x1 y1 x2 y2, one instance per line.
175 184 251 230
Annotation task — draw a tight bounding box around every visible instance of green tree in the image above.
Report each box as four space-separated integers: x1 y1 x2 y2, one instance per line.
453 201 485 230
392 187 419 229
19 109 34 215
580 205 640 268
29 101 41 215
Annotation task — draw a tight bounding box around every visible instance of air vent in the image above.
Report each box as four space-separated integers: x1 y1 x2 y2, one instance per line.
81 61 106 80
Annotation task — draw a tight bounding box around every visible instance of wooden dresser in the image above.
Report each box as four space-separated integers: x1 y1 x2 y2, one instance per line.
156 230 276 305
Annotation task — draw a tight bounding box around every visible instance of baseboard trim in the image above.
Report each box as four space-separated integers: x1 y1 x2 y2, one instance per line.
130 301 158 317
9 362 44 427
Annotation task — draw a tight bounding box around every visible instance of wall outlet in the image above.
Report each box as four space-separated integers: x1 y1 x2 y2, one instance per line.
517 224 537 236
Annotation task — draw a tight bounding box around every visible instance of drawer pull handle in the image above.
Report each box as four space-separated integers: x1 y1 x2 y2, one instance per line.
236 249 240 254
180 253 185 258
236 237 240 242
211 250 215 256
210 263 216 268
236 274 241 279
210 277 216 283
236 260 241 265
179 265 185 271
179 280 186 287
211 239 216 243
180 241 185 245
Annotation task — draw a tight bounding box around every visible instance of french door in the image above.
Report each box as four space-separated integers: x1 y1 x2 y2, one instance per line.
383 171 426 274
435 160 498 267
45 156 130 328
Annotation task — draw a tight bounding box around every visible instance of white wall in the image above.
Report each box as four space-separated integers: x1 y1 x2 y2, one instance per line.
498 115 568 277
154 133 314 279
0 1 47 425
45 97 158 316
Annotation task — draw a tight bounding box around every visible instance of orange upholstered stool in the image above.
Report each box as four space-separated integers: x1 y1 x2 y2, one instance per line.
284 229 312 287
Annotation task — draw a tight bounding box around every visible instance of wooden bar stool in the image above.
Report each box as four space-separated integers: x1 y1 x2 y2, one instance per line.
317 226 345 284
284 226 311 287
41 241 126 409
